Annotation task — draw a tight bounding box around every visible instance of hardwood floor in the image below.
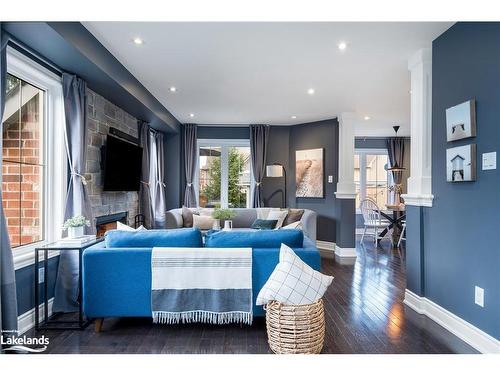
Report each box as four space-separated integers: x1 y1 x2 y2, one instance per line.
26 239 477 354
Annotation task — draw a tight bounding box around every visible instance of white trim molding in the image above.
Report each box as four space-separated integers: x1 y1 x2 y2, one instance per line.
404 48 434 207
316 240 335 252
335 112 357 200
334 244 357 258
17 298 54 335
404 289 500 354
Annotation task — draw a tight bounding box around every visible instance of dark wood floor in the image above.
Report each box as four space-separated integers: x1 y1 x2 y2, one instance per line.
27 239 477 354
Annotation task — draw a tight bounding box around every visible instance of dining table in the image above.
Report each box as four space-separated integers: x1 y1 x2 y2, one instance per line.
378 204 406 244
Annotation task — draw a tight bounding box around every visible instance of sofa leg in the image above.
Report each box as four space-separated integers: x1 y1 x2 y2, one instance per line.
95 318 104 333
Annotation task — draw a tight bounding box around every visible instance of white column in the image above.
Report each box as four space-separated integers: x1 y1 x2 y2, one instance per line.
402 48 434 207
335 112 356 199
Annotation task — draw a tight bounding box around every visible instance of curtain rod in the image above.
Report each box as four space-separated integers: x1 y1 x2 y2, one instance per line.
6 32 63 76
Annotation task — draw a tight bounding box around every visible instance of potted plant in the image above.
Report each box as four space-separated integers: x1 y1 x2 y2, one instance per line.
63 215 91 238
212 208 236 231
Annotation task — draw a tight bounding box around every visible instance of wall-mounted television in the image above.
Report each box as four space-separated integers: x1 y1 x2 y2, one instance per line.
102 135 143 191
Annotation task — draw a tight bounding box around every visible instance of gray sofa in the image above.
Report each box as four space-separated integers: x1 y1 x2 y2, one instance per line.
165 208 317 242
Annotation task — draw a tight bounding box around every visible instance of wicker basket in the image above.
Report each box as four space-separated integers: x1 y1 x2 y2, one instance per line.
265 299 325 354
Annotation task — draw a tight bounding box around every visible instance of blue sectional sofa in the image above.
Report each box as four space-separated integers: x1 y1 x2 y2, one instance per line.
82 228 321 331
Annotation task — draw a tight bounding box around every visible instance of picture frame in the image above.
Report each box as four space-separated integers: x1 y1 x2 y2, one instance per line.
295 148 324 198
446 144 476 182
445 99 476 142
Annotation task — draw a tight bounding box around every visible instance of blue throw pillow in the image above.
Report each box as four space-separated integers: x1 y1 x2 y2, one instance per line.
205 229 304 248
251 219 278 230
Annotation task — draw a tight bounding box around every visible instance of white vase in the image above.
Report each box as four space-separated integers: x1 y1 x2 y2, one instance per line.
68 226 84 239
212 219 221 231
223 220 233 231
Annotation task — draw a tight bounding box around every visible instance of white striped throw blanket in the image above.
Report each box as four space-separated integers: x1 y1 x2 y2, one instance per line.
151 247 253 325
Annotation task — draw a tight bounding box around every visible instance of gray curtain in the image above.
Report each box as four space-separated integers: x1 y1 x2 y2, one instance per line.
138 121 153 228
387 137 405 204
151 131 167 228
183 124 197 207
53 73 95 313
1 28 19 339
250 124 270 208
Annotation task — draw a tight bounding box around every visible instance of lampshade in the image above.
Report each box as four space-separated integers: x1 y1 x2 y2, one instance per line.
266 164 283 177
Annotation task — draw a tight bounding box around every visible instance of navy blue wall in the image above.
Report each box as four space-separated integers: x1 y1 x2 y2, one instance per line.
15 257 59 316
420 22 500 339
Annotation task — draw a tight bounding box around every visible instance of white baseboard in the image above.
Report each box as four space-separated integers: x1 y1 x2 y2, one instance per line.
316 240 335 252
334 244 357 258
17 298 54 335
404 289 500 354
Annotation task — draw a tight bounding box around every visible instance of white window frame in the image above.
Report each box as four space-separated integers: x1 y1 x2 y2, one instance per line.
195 138 254 208
5 47 67 270
355 148 391 214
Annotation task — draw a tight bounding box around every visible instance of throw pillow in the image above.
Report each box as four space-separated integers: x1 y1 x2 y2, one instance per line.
256 208 272 220
283 209 305 227
192 214 215 230
281 221 302 230
266 209 288 229
251 219 279 230
116 221 147 232
181 206 198 228
256 243 333 306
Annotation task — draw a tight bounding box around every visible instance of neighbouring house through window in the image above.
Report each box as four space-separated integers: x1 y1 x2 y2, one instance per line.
196 139 253 208
354 149 391 210
1 47 66 268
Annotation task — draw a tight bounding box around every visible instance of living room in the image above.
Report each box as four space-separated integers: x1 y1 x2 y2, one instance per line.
1 1 499 373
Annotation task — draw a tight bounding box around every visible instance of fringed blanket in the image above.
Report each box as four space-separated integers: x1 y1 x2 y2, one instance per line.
151 247 253 325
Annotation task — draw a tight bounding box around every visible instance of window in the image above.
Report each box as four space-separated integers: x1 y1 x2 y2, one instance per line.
2 47 66 268
354 149 390 210
197 139 253 208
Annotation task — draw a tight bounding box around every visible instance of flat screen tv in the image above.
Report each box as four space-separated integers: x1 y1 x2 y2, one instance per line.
103 135 143 191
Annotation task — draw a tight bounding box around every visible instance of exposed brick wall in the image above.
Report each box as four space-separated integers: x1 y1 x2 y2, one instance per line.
2 93 42 247
85 89 139 227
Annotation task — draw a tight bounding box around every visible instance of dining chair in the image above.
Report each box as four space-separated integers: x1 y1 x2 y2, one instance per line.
397 221 407 247
360 198 392 244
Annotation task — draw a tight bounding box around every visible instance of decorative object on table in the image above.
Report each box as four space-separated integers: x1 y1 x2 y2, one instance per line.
388 184 403 205
57 235 96 247
446 144 476 182
266 163 287 208
212 208 236 231
265 299 325 354
446 99 476 142
251 219 279 230
256 243 333 306
151 247 252 324
295 148 324 198
63 215 91 239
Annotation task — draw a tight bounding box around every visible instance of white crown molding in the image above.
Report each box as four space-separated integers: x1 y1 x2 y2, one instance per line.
334 245 357 258
401 193 434 207
404 289 500 354
17 298 54 335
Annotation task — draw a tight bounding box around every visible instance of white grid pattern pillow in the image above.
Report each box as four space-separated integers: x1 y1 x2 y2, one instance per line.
256 244 333 306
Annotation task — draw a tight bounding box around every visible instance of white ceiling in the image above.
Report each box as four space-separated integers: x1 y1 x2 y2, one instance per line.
83 22 451 136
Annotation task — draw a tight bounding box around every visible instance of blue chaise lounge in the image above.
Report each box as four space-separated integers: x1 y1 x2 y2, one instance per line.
82 228 321 332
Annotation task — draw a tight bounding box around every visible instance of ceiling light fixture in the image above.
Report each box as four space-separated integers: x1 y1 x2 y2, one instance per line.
133 37 144 45
307 88 315 95
338 41 347 51
189 113 195 118
364 116 371 120
291 115 297 119
169 86 177 93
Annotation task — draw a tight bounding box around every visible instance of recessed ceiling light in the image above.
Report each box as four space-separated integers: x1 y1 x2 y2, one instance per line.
364 116 371 121
291 115 297 119
133 37 144 45
307 88 315 95
189 113 195 118
338 42 347 51
169 86 177 93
